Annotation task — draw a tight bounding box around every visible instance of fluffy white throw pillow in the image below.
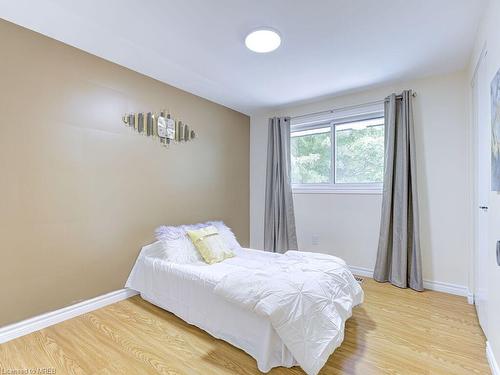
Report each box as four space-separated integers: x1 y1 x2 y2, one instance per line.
161 237 204 264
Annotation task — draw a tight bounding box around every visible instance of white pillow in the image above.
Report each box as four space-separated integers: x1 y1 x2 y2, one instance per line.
161 237 204 264
154 221 242 263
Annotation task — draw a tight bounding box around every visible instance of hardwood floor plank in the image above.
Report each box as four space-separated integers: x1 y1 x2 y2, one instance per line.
0 278 490 374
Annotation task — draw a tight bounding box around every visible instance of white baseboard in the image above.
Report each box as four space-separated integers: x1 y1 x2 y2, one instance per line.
349 265 471 300
0 288 138 344
488 341 500 375
349 265 374 278
422 279 470 298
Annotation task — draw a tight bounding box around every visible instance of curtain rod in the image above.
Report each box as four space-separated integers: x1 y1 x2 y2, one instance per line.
290 91 417 121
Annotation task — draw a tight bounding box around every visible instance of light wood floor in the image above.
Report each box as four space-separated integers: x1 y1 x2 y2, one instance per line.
0 278 490 375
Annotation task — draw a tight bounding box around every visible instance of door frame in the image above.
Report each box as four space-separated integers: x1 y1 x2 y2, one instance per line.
469 42 488 313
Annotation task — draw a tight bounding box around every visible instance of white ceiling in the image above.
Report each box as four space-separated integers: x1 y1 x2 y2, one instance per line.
0 0 486 114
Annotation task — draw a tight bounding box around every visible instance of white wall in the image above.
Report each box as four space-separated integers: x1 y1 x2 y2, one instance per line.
469 0 500 367
251 70 471 290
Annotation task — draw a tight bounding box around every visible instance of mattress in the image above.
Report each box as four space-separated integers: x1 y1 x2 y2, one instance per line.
125 242 297 372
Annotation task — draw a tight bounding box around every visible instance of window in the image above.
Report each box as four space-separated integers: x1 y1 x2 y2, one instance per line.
291 109 384 193
291 127 331 184
335 117 385 184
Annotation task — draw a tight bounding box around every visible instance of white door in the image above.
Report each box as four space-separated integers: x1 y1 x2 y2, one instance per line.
472 47 489 333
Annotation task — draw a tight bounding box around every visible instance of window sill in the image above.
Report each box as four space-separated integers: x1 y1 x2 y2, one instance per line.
292 185 383 195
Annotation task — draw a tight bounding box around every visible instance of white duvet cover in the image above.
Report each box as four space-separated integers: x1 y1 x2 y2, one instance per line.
214 250 363 375
126 244 363 375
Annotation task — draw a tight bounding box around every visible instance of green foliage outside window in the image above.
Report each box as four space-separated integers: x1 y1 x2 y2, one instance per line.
291 120 384 185
291 129 331 183
335 124 384 183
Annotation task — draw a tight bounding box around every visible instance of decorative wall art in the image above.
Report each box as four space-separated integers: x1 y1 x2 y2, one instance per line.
122 110 196 148
491 69 500 191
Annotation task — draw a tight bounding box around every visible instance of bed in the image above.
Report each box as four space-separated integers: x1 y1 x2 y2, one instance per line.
125 241 363 375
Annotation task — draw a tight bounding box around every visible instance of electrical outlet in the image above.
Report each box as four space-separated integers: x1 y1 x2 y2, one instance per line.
311 234 320 246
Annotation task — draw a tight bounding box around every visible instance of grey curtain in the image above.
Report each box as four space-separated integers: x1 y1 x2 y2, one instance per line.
374 91 423 291
264 117 298 253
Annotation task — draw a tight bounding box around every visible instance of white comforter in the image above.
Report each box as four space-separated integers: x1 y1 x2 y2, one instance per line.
126 246 363 374
213 250 363 375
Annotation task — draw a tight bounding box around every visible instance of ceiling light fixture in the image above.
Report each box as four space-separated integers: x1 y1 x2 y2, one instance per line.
245 28 281 53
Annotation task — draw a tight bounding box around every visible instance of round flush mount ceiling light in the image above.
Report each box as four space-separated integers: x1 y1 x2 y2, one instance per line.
245 28 281 53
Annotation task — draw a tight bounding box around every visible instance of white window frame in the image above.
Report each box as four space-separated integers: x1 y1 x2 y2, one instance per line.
291 103 384 195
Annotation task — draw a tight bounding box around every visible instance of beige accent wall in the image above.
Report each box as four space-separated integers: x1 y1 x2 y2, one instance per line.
0 19 249 327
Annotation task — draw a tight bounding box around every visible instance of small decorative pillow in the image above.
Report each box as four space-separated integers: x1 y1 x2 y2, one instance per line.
187 226 234 264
